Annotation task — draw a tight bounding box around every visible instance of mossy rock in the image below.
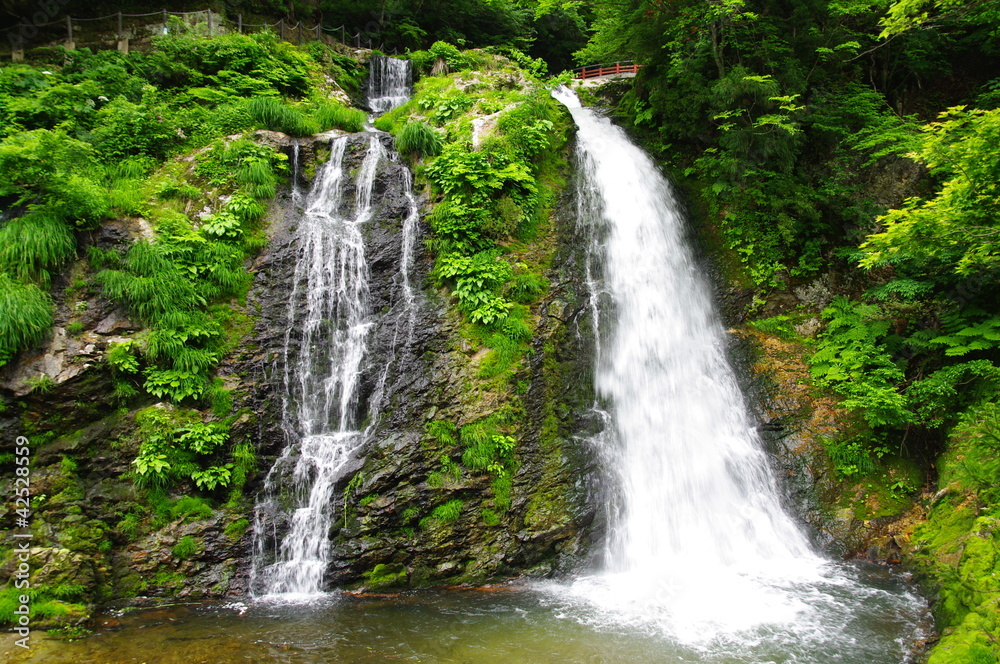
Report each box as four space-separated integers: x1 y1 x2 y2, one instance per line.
362 563 408 590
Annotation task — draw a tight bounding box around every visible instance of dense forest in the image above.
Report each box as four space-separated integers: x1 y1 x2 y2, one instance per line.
1 0 999 662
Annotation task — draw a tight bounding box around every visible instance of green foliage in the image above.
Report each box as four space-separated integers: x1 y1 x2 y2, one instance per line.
172 535 200 560
395 121 442 159
130 405 239 496
861 108 1000 278
106 341 140 374
91 97 178 161
748 315 799 341
810 297 910 429
191 464 233 491
0 273 53 366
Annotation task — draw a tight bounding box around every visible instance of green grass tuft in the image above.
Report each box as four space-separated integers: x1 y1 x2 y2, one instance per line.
0 273 54 366
313 103 367 133
395 121 442 159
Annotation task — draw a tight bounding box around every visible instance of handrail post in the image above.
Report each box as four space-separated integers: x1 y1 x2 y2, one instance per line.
117 12 122 40
237 13 242 33
207 10 213 36
163 9 168 33
297 21 302 45
278 18 284 41
316 23 321 41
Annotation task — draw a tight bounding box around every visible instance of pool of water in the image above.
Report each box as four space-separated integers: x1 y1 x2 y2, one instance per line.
3 566 930 664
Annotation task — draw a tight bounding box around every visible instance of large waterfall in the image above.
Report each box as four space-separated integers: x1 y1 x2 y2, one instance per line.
549 87 926 658
250 58 417 598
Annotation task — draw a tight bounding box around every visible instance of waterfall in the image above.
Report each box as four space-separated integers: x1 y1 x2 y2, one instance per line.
250 53 420 598
251 131 422 597
368 55 412 114
250 137 379 596
550 87 925 651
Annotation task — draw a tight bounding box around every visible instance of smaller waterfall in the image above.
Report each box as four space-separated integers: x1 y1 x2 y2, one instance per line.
251 53 421 598
251 136 385 597
368 55 412 114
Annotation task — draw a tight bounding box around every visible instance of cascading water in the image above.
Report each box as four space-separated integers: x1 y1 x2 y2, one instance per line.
250 57 419 599
548 86 927 660
368 55 412 114
250 136 383 597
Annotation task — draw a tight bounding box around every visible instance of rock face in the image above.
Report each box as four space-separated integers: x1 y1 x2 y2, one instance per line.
0 126 600 616
242 131 600 589
747 330 923 562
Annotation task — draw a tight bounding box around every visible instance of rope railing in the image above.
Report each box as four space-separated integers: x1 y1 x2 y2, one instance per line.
4 8 400 58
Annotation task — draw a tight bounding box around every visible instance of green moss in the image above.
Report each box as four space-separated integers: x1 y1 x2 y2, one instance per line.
172 535 201 560
224 517 250 541
171 495 214 522
151 570 186 594
362 563 408 590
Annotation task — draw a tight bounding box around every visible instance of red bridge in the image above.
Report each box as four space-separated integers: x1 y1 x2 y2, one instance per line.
574 62 643 80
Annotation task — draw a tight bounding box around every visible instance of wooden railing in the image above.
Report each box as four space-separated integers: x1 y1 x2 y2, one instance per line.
573 62 642 80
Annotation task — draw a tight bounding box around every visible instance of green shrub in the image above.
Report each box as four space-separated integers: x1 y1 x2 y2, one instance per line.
395 121 442 159
91 97 178 161
0 273 54 366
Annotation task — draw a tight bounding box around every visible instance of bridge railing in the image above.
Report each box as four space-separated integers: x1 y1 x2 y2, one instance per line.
573 61 642 80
